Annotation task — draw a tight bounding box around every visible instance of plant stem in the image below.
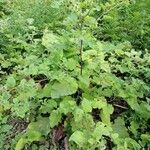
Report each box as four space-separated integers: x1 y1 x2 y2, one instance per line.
64 137 69 150
80 39 83 75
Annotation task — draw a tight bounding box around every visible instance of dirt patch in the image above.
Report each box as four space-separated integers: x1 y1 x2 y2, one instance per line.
5 118 29 146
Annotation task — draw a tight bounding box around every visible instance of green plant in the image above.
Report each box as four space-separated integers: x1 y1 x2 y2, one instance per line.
0 0 150 149
95 0 150 50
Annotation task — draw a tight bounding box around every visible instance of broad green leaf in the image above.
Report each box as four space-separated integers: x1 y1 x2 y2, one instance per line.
26 130 42 142
15 138 27 150
63 13 78 26
82 98 92 113
28 117 50 136
38 83 51 98
64 58 77 70
141 134 150 142
78 74 90 89
28 64 38 75
100 61 111 73
112 117 129 138
49 110 62 128
1 91 11 111
51 77 78 98
1 61 12 68
82 50 97 61
129 121 138 136
0 105 3 113
69 131 86 146
12 98 30 118
6 76 16 88
84 16 97 28
15 131 42 150
59 97 76 114
73 108 84 122
42 30 59 50
125 97 140 111
18 79 37 98
101 104 114 126
93 122 111 141
115 49 124 55
92 98 106 109
125 138 141 149
136 102 150 119
39 100 57 113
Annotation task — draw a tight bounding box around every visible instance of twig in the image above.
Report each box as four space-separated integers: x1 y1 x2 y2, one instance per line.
35 78 49 83
113 104 128 109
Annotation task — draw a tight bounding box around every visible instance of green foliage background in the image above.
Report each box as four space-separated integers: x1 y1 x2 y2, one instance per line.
0 0 150 149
